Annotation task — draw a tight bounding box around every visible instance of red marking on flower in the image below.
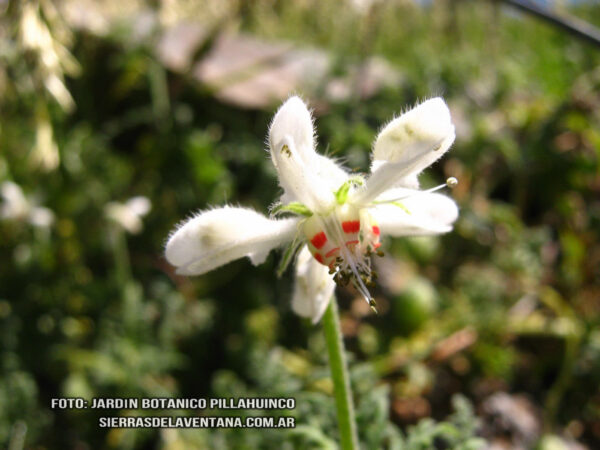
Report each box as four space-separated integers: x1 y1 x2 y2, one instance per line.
345 240 359 247
325 247 340 258
372 225 380 236
342 220 360 233
310 231 327 249
314 253 324 264
374 242 381 249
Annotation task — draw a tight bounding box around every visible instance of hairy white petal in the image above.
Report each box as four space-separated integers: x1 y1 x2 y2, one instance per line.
394 132 455 188
370 192 458 237
356 147 442 204
277 153 349 206
314 154 349 189
165 206 299 275
271 135 336 213
292 246 335 324
373 97 455 163
269 96 349 209
269 96 315 159
370 97 455 189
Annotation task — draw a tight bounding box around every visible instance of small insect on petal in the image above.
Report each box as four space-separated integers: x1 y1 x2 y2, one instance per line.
281 144 292 157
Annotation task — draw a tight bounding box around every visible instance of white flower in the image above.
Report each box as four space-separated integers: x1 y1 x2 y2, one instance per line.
166 96 458 323
0 181 55 228
105 196 152 234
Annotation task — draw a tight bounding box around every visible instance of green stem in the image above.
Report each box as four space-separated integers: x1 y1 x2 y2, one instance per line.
322 297 359 450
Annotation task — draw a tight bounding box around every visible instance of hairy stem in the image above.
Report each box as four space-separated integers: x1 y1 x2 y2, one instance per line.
322 297 359 450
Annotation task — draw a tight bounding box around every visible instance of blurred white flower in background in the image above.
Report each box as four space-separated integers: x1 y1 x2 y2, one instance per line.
18 1 82 173
105 196 152 234
31 117 60 171
0 181 55 228
349 0 383 15
20 0 80 112
166 96 458 323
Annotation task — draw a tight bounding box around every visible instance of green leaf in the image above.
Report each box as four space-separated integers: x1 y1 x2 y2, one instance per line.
277 236 304 278
271 202 313 217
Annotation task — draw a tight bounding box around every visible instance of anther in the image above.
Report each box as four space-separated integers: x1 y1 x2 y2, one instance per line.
446 177 458 188
369 298 378 314
334 272 342 285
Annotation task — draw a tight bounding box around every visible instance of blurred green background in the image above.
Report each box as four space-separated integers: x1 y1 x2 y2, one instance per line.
1 0 600 448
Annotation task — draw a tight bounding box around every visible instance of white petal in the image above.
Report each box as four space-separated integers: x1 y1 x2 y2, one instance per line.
269 97 348 212
126 196 152 217
355 150 440 205
165 206 299 275
270 135 336 213
315 152 349 188
292 246 336 324
370 191 458 237
372 97 454 165
269 96 315 160
364 97 455 194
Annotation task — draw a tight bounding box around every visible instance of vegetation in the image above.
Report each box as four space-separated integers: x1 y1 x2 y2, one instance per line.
1 0 599 448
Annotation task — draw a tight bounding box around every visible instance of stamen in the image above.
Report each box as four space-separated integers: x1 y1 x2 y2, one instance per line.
374 176 459 204
369 298 378 314
326 213 375 305
340 245 372 303
302 204 381 309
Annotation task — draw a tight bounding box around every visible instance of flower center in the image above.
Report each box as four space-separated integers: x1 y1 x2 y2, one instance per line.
303 204 381 267
302 204 381 307
294 176 458 310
